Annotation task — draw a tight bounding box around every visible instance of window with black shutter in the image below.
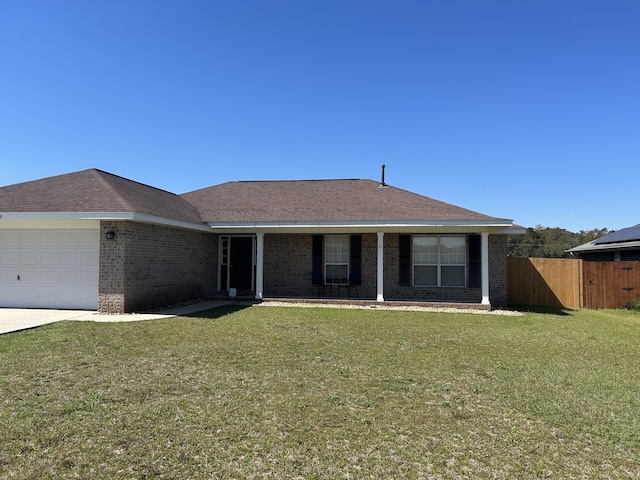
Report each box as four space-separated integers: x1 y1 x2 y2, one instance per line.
468 234 481 288
312 235 323 283
350 235 362 285
399 234 411 286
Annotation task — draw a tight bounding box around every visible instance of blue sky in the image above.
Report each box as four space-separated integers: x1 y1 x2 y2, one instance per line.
1 1 638 232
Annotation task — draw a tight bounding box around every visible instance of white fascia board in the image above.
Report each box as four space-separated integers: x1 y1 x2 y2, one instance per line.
1 212 135 221
206 219 516 234
0 212 211 233
128 213 211 232
568 240 640 253
500 226 527 235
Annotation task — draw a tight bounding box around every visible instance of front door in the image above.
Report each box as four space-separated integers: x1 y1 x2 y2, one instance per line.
229 236 254 291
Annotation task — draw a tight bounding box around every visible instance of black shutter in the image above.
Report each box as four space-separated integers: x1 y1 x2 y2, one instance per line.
312 235 323 276
399 235 411 286
350 235 362 285
469 234 481 288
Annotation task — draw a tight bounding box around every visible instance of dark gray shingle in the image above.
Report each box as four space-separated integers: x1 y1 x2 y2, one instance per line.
182 179 508 224
0 169 204 224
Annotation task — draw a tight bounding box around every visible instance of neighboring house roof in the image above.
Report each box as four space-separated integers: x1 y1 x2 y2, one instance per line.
0 169 205 227
592 224 640 245
181 179 514 229
568 223 640 254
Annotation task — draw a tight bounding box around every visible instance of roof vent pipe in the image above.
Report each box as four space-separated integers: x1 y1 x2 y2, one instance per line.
380 164 386 187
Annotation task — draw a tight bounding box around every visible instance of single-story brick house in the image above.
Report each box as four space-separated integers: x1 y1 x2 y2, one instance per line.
0 169 523 313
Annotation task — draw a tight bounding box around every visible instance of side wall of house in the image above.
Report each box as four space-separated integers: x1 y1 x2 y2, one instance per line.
489 234 508 308
262 232 508 307
99 221 217 313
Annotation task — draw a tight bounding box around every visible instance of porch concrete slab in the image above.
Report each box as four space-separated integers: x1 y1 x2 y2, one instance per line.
259 298 523 316
0 301 233 334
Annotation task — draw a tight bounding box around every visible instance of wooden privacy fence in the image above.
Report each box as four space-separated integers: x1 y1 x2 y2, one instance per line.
583 261 640 309
508 258 640 309
508 257 583 308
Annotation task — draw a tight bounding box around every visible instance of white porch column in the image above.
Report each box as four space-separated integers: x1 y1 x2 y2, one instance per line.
255 233 264 300
377 232 384 302
481 232 490 305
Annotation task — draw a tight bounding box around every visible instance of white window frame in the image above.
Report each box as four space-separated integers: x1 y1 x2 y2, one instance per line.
325 235 349 285
413 235 466 287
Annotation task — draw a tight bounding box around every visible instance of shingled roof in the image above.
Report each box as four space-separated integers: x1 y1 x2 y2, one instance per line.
0 169 204 225
2 170 515 229
181 179 511 225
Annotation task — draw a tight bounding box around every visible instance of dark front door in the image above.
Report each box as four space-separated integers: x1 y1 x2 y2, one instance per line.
230 237 254 291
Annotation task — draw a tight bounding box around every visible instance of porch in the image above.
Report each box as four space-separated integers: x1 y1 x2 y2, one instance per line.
260 297 492 311
210 291 492 311
216 232 501 308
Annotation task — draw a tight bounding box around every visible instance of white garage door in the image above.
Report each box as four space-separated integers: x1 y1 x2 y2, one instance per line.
0 229 99 310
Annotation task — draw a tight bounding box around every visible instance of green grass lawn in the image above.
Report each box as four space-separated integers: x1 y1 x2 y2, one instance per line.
1 305 639 479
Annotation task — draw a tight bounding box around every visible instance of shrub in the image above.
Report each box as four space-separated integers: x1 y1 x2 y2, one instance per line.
627 299 640 311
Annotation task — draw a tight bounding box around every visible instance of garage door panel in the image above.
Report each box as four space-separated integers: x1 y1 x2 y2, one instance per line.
42 232 61 247
21 232 41 247
60 270 79 284
60 287 97 310
15 287 38 305
16 270 39 283
20 251 40 265
41 252 60 265
59 288 85 305
0 286 16 303
1 250 20 265
0 228 99 310
60 252 81 266
40 270 61 284
1 233 20 247
82 231 99 245
81 269 98 286
38 288 59 306
82 251 99 266
60 232 80 246
0 270 16 282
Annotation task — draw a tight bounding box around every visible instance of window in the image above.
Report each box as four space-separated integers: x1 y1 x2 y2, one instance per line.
219 237 229 290
325 235 349 284
413 236 466 287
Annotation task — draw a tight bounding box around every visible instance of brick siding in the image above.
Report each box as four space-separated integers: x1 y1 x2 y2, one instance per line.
99 221 217 313
488 234 508 308
261 232 508 307
97 228 507 312
263 234 311 297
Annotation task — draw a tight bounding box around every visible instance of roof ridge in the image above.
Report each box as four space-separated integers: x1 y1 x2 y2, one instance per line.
89 169 136 211
232 178 365 183
91 168 180 195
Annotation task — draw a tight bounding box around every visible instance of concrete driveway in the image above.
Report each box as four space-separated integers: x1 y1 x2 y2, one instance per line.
0 301 232 335
0 309 92 334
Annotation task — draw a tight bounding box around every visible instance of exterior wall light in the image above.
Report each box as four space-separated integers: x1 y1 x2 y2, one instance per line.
105 231 116 240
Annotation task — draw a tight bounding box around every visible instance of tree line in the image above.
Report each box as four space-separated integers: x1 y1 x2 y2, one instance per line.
507 226 611 258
